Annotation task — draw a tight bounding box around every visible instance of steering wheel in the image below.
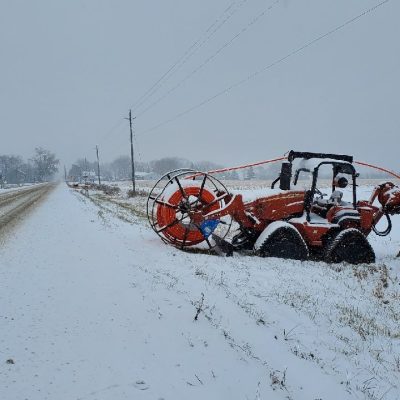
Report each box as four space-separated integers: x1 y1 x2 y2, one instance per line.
315 188 326 198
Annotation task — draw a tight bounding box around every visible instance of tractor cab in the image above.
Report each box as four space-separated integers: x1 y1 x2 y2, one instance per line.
272 151 360 226
302 160 357 221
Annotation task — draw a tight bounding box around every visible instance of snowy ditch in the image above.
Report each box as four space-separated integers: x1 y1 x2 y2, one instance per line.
69 181 400 399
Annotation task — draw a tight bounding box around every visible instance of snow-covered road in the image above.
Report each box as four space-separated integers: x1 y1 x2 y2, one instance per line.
0 184 54 234
1 185 399 400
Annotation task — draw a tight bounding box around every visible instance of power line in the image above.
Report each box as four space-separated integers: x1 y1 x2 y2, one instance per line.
136 0 281 118
131 0 250 113
98 118 125 142
95 0 248 151
96 1 248 151
137 0 390 137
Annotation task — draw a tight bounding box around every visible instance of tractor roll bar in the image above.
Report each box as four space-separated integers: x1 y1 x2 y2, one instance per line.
304 161 358 222
288 151 353 164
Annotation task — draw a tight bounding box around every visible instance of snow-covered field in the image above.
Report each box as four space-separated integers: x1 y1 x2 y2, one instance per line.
1 182 400 400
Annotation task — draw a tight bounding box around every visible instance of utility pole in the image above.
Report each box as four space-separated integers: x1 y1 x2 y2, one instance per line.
127 109 136 194
84 157 88 185
64 165 67 182
95 145 101 185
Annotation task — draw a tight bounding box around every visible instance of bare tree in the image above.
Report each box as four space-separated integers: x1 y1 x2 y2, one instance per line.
32 147 59 182
0 155 25 184
110 156 131 180
193 160 223 172
245 166 256 180
150 157 193 175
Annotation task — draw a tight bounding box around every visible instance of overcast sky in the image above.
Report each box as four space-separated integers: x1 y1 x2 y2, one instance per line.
0 0 399 170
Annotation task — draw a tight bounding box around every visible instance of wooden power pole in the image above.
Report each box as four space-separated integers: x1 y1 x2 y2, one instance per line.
128 110 136 194
96 145 101 185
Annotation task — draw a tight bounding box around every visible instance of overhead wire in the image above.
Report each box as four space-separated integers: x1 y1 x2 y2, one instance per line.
137 0 390 137
131 0 250 113
135 0 281 118
95 0 250 155
188 155 400 181
354 161 400 180
98 118 125 143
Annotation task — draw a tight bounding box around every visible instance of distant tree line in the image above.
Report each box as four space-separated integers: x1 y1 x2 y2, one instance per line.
68 154 395 182
0 147 59 186
68 155 243 181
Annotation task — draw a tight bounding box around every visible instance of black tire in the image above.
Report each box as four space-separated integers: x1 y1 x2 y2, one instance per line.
231 229 257 251
324 228 375 264
257 225 309 261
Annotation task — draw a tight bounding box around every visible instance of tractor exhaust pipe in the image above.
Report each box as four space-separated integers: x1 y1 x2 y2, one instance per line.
279 162 292 190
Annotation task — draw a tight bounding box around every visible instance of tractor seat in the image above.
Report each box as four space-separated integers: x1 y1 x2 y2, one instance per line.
316 190 343 207
328 190 344 205
313 191 344 218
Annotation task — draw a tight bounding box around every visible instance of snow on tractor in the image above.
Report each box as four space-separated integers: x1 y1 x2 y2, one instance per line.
147 151 400 264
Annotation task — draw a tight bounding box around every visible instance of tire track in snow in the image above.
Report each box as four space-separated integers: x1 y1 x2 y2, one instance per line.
0 183 55 235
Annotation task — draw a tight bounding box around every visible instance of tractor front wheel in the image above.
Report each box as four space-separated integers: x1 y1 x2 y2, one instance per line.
324 228 375 264
255 222 309 261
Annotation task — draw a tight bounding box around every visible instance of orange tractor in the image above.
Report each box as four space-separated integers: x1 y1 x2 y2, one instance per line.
147 151 400 264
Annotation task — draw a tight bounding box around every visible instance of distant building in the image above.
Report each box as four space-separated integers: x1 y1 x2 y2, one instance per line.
80 170 96 183
135 171 156 180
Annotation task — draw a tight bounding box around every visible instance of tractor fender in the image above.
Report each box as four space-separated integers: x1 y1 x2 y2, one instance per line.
254 221 306 251
254 221 309 260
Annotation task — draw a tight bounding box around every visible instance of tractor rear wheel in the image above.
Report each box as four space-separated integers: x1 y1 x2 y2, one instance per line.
324 228 375 264
255 222 309 261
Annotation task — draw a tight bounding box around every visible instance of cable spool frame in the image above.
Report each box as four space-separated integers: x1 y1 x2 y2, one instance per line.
147 169 233 250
